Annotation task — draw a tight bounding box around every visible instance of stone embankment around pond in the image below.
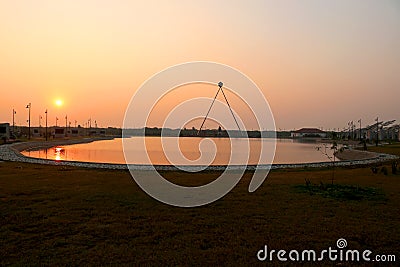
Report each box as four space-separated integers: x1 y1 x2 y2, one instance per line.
0 139 398 171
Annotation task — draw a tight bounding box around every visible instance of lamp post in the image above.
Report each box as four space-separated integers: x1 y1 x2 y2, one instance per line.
26 103 31 139
358 119 362 140
12 109 16 134
56 117 58 127
376 117 379 146
45 110 48 141
88 118 91 136
347 122 350 140
65 115 68 137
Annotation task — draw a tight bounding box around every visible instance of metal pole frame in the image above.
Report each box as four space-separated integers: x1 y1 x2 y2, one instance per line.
197 82 242 136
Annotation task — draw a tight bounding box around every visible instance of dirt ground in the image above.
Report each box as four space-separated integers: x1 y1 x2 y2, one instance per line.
1 144 399 266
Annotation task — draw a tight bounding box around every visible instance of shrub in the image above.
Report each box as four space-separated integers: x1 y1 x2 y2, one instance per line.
381 166 388 176
371 166 378 174
392 161 398 175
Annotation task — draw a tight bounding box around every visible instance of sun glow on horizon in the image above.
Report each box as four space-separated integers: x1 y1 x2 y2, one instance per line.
55 99 63 107
0 1 398 129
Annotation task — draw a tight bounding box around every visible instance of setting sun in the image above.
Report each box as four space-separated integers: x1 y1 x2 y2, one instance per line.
55 99 63 107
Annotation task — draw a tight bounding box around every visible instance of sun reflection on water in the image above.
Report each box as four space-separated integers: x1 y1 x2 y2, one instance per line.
54 146 65 161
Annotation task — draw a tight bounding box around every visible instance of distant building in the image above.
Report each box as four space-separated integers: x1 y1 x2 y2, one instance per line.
291 128 327 138
70 128 80 137
54 128 65 138
0 123 10 142
32 128 41 137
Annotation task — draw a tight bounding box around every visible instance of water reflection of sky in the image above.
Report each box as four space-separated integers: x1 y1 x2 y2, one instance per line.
22 137 339 165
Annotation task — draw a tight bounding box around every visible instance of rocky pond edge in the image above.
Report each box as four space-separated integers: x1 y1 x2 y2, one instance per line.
0 138 398 171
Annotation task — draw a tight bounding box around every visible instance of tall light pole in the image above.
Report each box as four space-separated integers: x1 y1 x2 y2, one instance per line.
376 117 379 146
358 119 362 140
45 110 48 141
87 118 91 136
351 121 354 140
347 122 350 139
26 103 31 139
56 117 58 127
65 115 68 137
12 109 16 134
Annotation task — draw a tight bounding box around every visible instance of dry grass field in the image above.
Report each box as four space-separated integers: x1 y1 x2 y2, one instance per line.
1 144 399 266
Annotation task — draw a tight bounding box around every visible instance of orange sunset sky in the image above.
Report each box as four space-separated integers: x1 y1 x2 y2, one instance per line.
0 0 399 130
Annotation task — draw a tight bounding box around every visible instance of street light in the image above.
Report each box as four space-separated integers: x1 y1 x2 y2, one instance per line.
65 115 68 137
376 117 379 146
26 103 31 139
45 110 48 141
12 109 16 134
347 122 350 140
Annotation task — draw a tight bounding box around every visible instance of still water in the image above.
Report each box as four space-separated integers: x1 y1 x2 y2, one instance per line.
22 137 333 165
22 137 338 165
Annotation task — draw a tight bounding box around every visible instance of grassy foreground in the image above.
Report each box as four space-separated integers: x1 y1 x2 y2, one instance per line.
1 145 400 265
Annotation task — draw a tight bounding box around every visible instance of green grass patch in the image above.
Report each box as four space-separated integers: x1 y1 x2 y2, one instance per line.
294 183 387 201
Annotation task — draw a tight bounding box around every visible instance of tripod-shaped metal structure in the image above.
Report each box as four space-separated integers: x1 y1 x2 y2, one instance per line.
197 82 242 136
